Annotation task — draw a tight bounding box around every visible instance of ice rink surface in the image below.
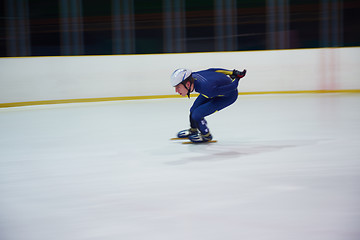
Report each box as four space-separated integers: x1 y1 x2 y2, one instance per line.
1 93 360 240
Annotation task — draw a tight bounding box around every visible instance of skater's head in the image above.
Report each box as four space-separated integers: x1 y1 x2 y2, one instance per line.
170 68 194 98
175 80 194 97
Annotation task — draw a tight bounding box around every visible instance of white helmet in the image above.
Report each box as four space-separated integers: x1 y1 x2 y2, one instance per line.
170 68 192 87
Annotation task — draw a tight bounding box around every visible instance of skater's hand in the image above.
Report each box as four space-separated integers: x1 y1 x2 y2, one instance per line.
231 69 246 80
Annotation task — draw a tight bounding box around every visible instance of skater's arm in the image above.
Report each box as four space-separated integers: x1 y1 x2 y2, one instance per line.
211 69 247 96
207 68 233 75
207 68 246 80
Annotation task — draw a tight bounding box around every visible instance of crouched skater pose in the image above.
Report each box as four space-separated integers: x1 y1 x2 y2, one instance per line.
170 68 247 143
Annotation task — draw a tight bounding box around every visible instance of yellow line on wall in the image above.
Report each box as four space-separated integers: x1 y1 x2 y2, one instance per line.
1 89 359 108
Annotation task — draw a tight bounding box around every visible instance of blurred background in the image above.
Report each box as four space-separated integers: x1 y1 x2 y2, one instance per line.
0 0 359 57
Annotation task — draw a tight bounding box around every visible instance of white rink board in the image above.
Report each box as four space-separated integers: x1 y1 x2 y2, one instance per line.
1 47 360 104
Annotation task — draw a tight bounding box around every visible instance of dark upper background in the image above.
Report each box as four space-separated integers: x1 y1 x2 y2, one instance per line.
0 0 359 57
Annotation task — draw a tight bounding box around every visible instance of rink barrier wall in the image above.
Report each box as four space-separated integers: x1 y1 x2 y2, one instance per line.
1 47 359 108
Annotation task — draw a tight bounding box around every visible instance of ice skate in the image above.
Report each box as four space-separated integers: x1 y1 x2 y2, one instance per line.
177 128 198 138
188 132 213 143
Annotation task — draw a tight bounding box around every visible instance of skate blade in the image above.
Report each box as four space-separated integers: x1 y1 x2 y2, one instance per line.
170 137 187 140
182 140 217 144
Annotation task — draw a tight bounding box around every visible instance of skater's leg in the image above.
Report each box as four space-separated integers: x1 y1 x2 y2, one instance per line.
176 95 210 138
189 94 210 129
191 90 238 135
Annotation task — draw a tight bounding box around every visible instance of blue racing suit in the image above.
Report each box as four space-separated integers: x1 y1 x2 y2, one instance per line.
190 68 240 135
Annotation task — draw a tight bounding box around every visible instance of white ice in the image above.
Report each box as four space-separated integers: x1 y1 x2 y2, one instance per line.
0 93 360 240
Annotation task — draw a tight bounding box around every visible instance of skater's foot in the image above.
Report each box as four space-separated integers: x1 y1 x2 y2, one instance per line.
189 132 213 143
177 128 198 138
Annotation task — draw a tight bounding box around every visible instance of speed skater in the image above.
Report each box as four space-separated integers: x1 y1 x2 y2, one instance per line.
170 67 246 143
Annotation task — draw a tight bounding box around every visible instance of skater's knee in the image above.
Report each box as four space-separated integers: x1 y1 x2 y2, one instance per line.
190 111 203 122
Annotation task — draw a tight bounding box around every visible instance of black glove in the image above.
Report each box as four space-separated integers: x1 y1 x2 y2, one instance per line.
230 69 246 79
